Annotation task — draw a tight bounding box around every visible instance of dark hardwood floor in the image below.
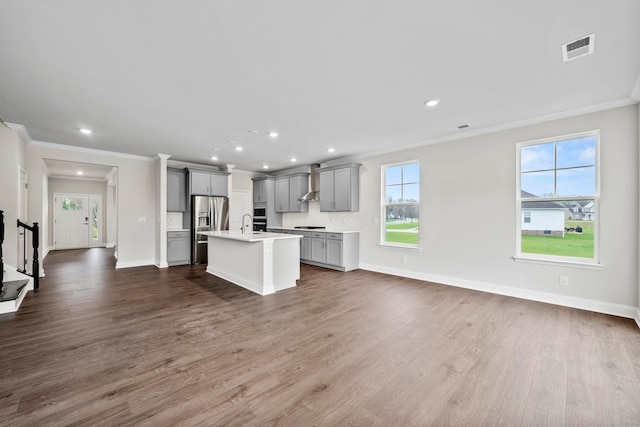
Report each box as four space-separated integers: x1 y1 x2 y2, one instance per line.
1 248 639 426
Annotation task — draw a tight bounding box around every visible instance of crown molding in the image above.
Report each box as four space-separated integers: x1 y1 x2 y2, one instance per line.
5 122 32 144
344 97 639 163
29 139 154 162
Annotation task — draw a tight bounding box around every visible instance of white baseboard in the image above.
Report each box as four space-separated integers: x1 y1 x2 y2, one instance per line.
359 263 639 324
156 261 169 269
43 246 54 259
106 242 116 248
115 259 155 269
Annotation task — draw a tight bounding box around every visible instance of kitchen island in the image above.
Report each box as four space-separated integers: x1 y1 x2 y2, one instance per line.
198 230 301 296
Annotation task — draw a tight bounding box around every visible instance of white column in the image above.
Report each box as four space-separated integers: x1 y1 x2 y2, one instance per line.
155 153 171 268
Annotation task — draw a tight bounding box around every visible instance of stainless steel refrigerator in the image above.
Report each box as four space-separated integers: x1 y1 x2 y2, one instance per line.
191 195 229 264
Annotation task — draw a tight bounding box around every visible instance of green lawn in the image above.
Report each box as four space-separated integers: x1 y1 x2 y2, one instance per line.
521 221 594 258
385 221 419 244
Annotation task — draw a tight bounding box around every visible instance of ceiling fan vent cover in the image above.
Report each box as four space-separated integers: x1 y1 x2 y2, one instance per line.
562 33 595 62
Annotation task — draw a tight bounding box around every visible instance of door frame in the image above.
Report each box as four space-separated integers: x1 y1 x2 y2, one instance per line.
53 192 104 250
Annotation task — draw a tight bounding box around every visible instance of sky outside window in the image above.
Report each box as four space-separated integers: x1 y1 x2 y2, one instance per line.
521 136 596 198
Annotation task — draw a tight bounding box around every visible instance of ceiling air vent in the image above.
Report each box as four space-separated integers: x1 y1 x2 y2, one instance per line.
562 33 595 62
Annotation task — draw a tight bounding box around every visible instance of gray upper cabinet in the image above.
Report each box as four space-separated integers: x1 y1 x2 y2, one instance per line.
274 173 309 213
319 163 361 212
188 169 229 197
167 168 187 212
253 179 268 203
274 178 290 212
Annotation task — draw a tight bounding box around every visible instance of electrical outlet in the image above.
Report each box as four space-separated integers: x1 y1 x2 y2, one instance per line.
402 256 408 264
559 275 569 286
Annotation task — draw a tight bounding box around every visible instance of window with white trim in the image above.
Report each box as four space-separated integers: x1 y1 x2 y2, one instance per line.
382 161 420 247
517 131 599 263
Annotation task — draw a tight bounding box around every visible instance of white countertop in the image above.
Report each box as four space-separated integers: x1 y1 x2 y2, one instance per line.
198 230 302 242
267 226 360 234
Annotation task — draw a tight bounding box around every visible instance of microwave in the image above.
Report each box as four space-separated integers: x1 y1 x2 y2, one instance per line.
253 207 266 218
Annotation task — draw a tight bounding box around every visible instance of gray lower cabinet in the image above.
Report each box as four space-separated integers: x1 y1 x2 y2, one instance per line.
268 228 359 271
297 230 312 261
167 231 190 266
309 231 358 271
310 235 326 263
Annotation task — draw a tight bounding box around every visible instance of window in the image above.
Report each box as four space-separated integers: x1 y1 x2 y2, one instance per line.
382 161 419 247
517 131 599 263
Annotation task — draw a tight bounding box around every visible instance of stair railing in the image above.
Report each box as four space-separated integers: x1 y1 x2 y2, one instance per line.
1 210 5 287
17 219 39 290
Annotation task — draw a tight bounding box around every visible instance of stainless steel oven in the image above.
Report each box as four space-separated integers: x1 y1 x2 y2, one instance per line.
253 221 267 232
253 206 266 218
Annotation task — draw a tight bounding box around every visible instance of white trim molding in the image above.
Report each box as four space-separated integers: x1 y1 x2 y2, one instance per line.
360 263 640 327
115 259 156 269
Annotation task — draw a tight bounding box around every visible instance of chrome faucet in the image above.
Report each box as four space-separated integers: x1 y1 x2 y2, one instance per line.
241 214 253 234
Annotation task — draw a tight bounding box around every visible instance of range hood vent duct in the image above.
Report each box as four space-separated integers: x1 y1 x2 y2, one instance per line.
299 164 321 202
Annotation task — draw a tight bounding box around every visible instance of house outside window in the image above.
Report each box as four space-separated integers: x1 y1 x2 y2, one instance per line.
517 131 599 263
382 161 420 247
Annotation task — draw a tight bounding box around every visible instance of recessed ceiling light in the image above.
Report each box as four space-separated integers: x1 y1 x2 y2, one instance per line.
263 165 269 169
424 98 440 108
77 171 83 175
290 157 297 162
80 128 93 135
211 156 218 161
269 131 278 138
235 146 243 151
327 148 335 153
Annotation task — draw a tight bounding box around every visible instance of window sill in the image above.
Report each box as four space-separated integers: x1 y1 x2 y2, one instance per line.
379 242 422 251
512 255 605 270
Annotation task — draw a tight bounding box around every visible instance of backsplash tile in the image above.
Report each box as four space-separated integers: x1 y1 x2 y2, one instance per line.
282 200 361 231
167 212 184 230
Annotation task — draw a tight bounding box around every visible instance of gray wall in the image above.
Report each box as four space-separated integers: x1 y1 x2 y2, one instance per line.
356 104 639 311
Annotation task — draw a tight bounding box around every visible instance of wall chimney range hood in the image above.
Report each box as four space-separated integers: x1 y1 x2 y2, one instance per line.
299 163 321 202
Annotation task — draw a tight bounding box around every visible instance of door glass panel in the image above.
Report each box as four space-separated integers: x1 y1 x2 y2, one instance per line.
62 198 84 210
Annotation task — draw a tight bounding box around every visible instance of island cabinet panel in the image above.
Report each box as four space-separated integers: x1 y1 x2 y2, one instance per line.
167 231 189 266
167 168 187 212
319 163 360 212
188 169 230 197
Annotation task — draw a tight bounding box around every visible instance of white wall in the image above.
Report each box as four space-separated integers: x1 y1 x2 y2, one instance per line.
355 104 638 312
0 124 26 267
26 144 157 269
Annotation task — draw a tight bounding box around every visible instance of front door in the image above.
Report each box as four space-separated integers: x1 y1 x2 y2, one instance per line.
54 194 90 249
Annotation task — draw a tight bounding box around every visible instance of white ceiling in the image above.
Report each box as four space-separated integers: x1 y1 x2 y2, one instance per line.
1 1 639 173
